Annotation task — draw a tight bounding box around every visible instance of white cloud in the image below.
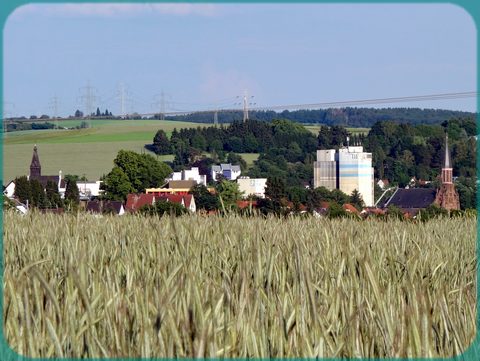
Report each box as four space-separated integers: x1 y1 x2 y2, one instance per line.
11 3 219 19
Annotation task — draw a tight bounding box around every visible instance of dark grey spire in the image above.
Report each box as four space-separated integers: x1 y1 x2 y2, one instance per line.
30 144 41 178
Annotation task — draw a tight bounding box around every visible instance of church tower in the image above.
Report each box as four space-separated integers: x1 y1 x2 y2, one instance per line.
434 134 460 210
29 144 41 179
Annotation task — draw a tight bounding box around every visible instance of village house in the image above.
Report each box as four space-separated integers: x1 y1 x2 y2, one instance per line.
77 181 103 200
237 177 267 198
211 163 241 181
86 200 125 215
126 193 196 213
166 167 207 186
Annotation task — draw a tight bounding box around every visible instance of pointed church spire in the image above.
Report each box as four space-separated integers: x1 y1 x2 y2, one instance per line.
30 144 41 178
444 133 451 168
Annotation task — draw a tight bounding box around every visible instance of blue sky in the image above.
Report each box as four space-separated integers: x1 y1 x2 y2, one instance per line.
3 3 477 117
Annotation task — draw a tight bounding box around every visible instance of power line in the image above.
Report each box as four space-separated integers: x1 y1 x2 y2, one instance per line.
251 91 477 112
8 90 477 122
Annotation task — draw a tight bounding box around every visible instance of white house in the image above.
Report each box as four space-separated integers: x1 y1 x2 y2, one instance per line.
3 181 16 198
211 164 242 181
77 181 103 199
167 167 207 186
237 177 267 198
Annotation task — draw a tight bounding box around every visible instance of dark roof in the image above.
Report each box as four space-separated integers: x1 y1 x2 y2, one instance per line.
30 175 60 189
86 200 124 214
384 188 436 209
86 200 101 213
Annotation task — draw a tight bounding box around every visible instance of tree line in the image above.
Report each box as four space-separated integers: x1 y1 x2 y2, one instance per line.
166 107 475 127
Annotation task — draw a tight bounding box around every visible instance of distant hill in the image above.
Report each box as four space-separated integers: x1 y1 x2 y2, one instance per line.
166 107 476 127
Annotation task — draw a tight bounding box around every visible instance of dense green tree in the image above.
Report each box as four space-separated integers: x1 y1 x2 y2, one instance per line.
215 180 242 210
189 184 219 211
225 136 244 153
349 189 365 210
327 202 348 218
417 204 448 222
64 177 80 204
455 176 477 210
30 179 46 208
45 180 63 208
152 130 171 155
102 167 134 201
13 176 31 204
114 150 172 192
265 176 286 202
191 133 207 150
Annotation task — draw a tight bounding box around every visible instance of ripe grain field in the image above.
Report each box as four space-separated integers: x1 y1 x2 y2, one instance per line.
3 212 476 358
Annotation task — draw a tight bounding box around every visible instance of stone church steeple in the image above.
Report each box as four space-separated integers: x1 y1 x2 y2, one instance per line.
434 134 460 210
29 144 41 179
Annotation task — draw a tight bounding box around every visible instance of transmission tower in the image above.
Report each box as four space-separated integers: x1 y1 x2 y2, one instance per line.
152 91 171 120
213 108 218 126
79 81 98 127
116 82 131 118
49 96 60 129
236 91 255 123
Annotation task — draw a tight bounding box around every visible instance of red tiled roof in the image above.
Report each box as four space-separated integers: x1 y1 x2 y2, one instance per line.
126 194 155 211
127 193 194 211
236 200 258 209
342 203 359 213
157 194 194 208
182 194 193 209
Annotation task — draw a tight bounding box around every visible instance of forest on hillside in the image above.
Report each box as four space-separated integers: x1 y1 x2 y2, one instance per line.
163 107 476 127
146 116 476 209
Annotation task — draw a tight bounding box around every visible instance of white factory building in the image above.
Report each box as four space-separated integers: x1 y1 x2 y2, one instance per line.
313 145 374 207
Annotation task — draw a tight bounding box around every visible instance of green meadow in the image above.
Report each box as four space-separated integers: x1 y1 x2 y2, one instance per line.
304 124 370 135
3 119 204 182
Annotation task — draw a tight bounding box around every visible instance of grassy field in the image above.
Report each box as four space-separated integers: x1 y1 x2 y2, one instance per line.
3 212 476 358
3 120 207 182
304 125 370 135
